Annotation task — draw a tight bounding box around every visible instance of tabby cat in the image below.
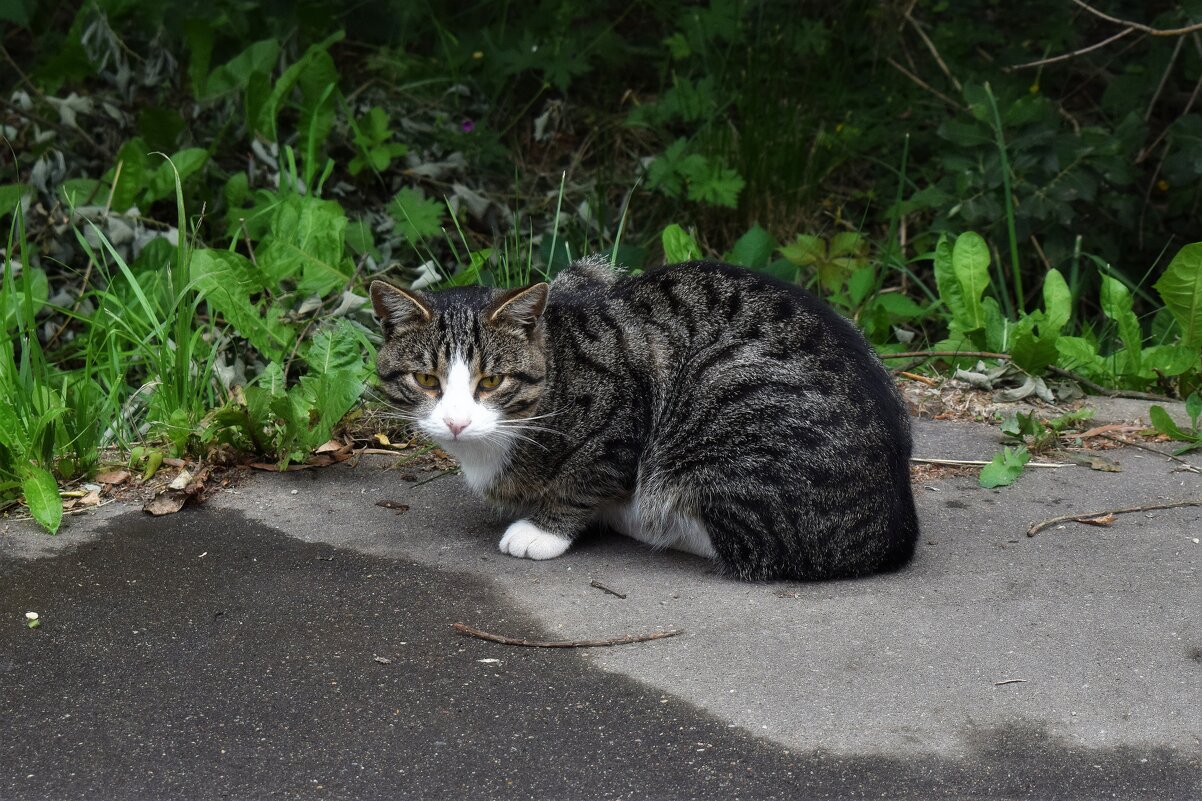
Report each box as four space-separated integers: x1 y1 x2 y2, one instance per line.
371 258 919 581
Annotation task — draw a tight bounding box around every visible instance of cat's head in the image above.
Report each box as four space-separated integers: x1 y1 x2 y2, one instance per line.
370 280 549 447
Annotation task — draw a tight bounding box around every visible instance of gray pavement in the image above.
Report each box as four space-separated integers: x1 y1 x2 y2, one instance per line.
1 416 1200 799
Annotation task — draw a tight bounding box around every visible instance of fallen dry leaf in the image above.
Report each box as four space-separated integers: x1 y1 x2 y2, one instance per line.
315 439 345 454
162 457 187 468
168 469 193 490
143 491 188 516
94 469 130 485
79 490 101 507
1076 513 1116 527
373 433 392 447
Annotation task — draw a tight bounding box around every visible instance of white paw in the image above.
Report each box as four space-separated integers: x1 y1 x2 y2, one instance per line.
499 519 571 560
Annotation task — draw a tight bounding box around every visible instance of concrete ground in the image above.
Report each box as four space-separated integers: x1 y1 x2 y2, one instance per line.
1 411 1199 800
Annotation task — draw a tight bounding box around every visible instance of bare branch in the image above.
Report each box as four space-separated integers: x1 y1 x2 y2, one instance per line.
886 58 965 109
1071 0 1202 37
1006 28 1135 71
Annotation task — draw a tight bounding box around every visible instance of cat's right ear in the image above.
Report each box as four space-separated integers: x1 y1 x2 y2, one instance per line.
370 281 432 331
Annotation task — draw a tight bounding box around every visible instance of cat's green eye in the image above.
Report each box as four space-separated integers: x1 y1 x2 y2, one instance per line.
478 374 503 391
413 372 439 389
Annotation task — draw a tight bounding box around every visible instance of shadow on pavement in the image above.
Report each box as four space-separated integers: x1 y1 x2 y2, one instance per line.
1 509 1196 800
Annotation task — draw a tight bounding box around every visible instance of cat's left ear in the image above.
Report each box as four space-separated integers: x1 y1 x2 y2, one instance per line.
487 283 549 331
370 280 432 329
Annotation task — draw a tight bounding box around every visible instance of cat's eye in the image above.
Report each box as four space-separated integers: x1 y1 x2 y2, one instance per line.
413 372 440 389
478 374 503 391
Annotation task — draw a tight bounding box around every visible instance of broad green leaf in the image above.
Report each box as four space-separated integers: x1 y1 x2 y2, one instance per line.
300 368 365 450
932 233 969 330
106 138 153 212
1148 405 1191 441
760 259 799 283
1 267 48 333
1153 242 1202 347
679 156 744 208
1055 336 1107 379
0 183 30 218
1100 275 1142 371
645 139 690 196
0 403 24 450
302 320 374 374
1187 391 1201 430
190 249 296 362
259 194 351 295
779 234 825 267
951 231 990 331
981 297 1007 353
1139 345 1200 378
21 465 61 534
829 232 866 260
255 31 344 141
1011 312 1059 373
872 293 925 319
978 445 1030 489
143 148 208 206
727 225 774 269
201 39 280 100
389 187 445 244
846 268 875 307
1042 268 1072 333
661 224 701 263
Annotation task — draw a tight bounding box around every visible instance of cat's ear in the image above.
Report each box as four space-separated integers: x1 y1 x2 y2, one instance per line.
487 283 549 330
370 281 431 329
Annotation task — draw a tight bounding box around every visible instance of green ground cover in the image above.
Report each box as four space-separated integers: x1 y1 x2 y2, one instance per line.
1 0 1200 529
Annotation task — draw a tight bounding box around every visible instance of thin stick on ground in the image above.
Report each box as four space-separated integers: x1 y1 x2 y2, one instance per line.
912 457 1073 469
1098 433 1202 474
589 580 628 599
452 622 682 648
1026 498 1202 537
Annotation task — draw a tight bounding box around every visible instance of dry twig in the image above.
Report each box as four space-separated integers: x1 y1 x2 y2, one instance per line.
1026 498 1202 537
1006 28 1135 71
1071 0 1202 37
905 12 962 90
589 580 628 599
911 457 1072 469
886 57 964 109
1098 433 1201 473
452 622 682 648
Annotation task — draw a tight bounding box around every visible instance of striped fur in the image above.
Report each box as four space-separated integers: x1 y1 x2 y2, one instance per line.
371 258 919 581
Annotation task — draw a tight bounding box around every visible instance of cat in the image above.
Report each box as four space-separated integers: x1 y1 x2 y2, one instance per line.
370 257 919 581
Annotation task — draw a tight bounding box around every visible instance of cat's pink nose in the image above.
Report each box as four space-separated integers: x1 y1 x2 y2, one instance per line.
444 418 469 437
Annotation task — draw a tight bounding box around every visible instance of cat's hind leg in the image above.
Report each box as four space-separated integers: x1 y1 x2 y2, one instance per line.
598 490 717 559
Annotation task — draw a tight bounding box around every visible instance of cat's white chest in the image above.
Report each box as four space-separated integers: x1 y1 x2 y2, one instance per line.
442 440 510 493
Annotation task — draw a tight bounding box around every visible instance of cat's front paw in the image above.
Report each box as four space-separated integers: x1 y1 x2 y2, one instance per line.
499 519 571 560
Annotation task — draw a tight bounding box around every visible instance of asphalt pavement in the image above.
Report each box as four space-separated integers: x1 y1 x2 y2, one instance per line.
1 411 1199 800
